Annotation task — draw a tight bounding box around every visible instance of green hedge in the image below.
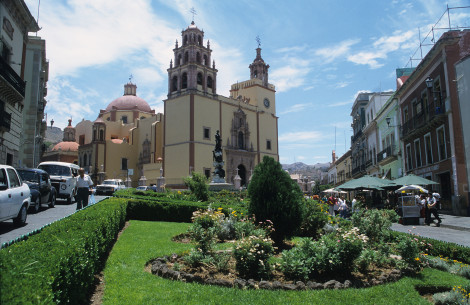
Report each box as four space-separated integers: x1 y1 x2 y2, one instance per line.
126 198 207 222
0 198 127 305
389 231 470 264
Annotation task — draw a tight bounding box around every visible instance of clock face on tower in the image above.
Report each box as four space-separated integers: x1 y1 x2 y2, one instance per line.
263 98 270 108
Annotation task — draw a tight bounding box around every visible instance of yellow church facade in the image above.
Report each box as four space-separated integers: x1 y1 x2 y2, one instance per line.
163 21 278 188
76 21 278 188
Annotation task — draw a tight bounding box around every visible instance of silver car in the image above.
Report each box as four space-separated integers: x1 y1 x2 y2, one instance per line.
0 165 31 226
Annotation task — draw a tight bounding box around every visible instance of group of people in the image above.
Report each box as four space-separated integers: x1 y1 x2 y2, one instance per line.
418 193 442 226
322 195 352 218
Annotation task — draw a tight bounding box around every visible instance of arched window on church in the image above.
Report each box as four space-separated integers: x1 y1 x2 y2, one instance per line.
238 131 244 149
196 52 201 64
254 70 258 78
203 55 208 66
197 72 203 85
99 129 104 141
184 52 189 64
198 35 202 46
177 54 182 66
172 76 178 92
93 129 96 141
183 35 188 46
182 73 188 89
83 154 87 166
207 76 213 89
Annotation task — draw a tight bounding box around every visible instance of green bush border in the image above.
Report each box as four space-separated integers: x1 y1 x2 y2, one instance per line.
0 198 127 305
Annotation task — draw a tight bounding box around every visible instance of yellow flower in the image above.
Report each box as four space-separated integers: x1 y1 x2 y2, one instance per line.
415 257 420 261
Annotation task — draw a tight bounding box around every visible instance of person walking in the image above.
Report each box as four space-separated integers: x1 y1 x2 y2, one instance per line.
327 195 336 216
427 193 442 226
76 168 93 210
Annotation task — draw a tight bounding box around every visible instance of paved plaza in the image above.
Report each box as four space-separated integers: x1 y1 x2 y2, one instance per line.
390 214 470 247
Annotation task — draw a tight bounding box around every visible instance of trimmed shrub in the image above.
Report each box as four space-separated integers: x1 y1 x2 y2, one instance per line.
126 198 207 222
298 200 329 238
184 172 209 202
388 231 470 265
0 198 127 305
351 208 398 243
248 156 303 244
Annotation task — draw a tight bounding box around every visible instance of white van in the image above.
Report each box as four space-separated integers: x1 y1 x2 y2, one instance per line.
38 161 80 204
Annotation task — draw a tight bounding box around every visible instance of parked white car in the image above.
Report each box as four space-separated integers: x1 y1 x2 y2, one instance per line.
95 179 126 196
0 165 30 226
38 161 80 204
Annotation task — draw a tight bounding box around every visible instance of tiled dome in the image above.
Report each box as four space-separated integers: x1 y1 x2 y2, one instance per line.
52 141 79 151
105 82 152 113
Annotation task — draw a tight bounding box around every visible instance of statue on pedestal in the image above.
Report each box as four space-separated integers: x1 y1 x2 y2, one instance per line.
212 130 225 183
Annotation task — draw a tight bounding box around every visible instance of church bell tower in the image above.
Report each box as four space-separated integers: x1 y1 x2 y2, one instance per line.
167 21 218 98
249 40 270 87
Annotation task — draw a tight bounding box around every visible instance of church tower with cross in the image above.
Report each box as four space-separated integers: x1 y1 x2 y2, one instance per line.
163 20 278 189
167 21 218 97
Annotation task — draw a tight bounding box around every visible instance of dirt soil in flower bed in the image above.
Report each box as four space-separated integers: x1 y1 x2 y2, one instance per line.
150 235 404 290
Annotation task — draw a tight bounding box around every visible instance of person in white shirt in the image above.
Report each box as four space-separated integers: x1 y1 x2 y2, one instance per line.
76 168 93 210
338 198 349 218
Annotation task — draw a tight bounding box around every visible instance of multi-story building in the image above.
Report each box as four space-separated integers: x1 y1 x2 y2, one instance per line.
335 149 352 186
0 0 39 166
375 69 414 180
364 92 394 176
396 29 470 215
455 55 470 216
350 92 392 178
19 35 48 167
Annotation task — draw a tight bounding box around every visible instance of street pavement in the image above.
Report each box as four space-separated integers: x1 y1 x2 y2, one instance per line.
390 213 470 247
0 196 107 246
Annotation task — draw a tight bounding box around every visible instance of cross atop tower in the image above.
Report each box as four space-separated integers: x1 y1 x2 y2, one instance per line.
190 7 197 22
129 74 133 83
256 35 261 48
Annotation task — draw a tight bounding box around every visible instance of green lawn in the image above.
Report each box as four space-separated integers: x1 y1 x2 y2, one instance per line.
102 221 470 305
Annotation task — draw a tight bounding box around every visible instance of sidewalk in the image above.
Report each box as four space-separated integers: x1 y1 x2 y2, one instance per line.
390 214 470 248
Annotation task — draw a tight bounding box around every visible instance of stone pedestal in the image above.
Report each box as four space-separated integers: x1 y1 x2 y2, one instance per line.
234 175 241 189
139 176 147 186
208 182 235 192
156 176 165 192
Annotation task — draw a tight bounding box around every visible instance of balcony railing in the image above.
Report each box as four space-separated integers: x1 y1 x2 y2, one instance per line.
351 129 363 143
0 56 25 98
351 164 366 176
377 145 397 163
401 99 446 138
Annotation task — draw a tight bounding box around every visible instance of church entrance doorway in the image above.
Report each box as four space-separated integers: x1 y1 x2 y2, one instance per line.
237 164 246 187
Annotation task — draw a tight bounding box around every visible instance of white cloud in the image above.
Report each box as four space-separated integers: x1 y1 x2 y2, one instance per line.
270 58 311 92
329 100 352 107
275 45 307 53
334 82 350 89
37 0 179 78
132 67 164 86
347 31 415 68
279 131 324 143
279 103 313 115
314 39 360 64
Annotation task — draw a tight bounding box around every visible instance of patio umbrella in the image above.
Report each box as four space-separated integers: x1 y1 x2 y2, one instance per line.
336 175 395 191
395 184 429 193
392 174 438 186
322 188 347 194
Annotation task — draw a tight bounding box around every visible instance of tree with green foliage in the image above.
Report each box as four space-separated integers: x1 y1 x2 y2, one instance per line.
184 172 209 201
247 156 303 245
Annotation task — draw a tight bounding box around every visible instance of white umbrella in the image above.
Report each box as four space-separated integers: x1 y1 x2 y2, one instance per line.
395 184 428 194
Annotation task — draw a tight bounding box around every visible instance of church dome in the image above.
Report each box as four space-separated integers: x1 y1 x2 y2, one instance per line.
51 141 79 152
105 82 152 113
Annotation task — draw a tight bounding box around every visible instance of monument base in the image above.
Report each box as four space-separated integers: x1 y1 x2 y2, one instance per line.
208 183 235 192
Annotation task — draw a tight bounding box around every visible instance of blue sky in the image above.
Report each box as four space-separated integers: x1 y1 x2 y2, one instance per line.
25 0 470 165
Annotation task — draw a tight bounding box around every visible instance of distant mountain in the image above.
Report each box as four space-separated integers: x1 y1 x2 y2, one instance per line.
282 162 330 180
44 126 63 145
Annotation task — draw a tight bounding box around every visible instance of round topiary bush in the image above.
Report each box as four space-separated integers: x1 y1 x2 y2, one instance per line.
247 156 303 245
